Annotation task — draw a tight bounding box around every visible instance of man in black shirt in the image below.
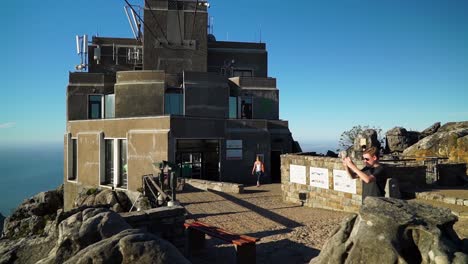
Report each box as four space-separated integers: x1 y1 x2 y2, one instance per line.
343 146 387 203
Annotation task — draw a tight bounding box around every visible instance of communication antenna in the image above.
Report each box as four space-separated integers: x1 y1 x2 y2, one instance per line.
124 5 142 40
75 34 88 71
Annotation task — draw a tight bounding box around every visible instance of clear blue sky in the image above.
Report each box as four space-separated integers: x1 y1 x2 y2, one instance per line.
1 0 467 151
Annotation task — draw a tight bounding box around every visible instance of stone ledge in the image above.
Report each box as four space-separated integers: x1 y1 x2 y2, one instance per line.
185 179 244 194
415 192 468 207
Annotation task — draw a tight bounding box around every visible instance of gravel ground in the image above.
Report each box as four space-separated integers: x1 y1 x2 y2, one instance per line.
178 184 350 264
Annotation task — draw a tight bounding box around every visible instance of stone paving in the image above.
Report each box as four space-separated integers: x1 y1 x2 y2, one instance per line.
178 184 350 264
178 183 468 263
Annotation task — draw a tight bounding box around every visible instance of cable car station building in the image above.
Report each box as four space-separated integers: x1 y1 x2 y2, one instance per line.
64 0 300 208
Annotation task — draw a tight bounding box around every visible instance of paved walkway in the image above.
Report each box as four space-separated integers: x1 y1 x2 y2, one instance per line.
178 183 468 263
178 184 350 264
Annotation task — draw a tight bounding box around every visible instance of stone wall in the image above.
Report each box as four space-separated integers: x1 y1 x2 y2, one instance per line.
281 154 433 213
281 154 363 213
121 205 186 251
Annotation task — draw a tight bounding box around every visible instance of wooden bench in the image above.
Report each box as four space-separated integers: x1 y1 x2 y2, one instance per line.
184 221 259 264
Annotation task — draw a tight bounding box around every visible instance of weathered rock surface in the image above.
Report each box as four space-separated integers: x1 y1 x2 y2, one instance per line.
353 129 381 150
385 127 421 153
65 229 189 264
74 188 132 213
310 197 468 264
439 121 468 132
421 122 441 137
1 207 188 264
37 208 132 264
2 185 63 239
403 126 468 165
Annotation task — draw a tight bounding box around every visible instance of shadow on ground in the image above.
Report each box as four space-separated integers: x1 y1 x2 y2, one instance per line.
188 236 320 264
209 189 303 229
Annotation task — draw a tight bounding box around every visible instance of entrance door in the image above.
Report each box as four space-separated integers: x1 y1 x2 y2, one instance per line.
271 150 282 183
176 139 220 181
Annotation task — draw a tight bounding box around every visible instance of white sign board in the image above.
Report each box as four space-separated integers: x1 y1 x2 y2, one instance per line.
333 169 357 194
290 165 306 185
226 149 242 160
310 167 329 189
226 140 242 149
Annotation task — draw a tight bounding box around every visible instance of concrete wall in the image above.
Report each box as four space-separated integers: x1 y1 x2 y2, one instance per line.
127 130 169 190
207 41 268 77
67 73 115 121
183 72 229 118
115 71 165 118
223 120 271 184
65 117 171 206
281 154 363 212
143 0 207 73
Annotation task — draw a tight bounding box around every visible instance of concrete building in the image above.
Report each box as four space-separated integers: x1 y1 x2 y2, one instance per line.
64 0 300 209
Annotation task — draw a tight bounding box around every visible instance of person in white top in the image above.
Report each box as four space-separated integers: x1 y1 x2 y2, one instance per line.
251 155 265 187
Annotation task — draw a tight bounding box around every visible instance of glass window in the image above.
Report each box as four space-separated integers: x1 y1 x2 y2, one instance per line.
69 139 77 180
165 93 183 115
119 139 128 188
105 94 115 119
89 95 103 119
229 96 238 119
104 139 114 185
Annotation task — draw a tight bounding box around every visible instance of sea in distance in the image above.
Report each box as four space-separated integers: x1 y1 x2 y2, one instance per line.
0 143 63 216
0 140 337 217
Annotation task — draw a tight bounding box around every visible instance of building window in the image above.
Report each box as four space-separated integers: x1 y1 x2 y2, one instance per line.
104 94 115 118
165 93 183 115
241 97 253 119
103 139 114 185
233 69 253 77
119 139 128 188
68 138 77 181
229 96 238 118
88 95 103 119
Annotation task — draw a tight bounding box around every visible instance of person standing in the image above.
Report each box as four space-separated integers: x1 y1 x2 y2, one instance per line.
342 146 387 203
251 156 265 187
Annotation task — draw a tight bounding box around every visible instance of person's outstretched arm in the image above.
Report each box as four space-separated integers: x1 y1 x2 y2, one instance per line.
344 157 375 183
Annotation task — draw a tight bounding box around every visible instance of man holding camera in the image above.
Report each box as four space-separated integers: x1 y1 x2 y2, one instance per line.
342 146 387 202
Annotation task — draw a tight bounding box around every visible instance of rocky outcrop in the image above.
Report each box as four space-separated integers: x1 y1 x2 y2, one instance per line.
353 129 381 150
421 122 441 137
1 207 188 264
65 229 189 264
403 125 468 165
310 197 468 264
2 185 63 239
38 208 132 263
74 188 132 213
385 127 421 153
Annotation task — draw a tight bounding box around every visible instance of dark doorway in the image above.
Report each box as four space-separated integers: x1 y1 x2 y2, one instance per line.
176 139 220 181
271 150 282 183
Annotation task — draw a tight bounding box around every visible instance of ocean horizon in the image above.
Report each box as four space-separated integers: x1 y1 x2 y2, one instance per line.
0 143 63 216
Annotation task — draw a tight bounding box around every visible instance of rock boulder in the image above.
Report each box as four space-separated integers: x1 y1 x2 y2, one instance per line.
403 125 468 165
64 229 189 264
310 197 467 264
3 185 63 239
421 122 441 137
385 127 421 153
74 189 132 213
